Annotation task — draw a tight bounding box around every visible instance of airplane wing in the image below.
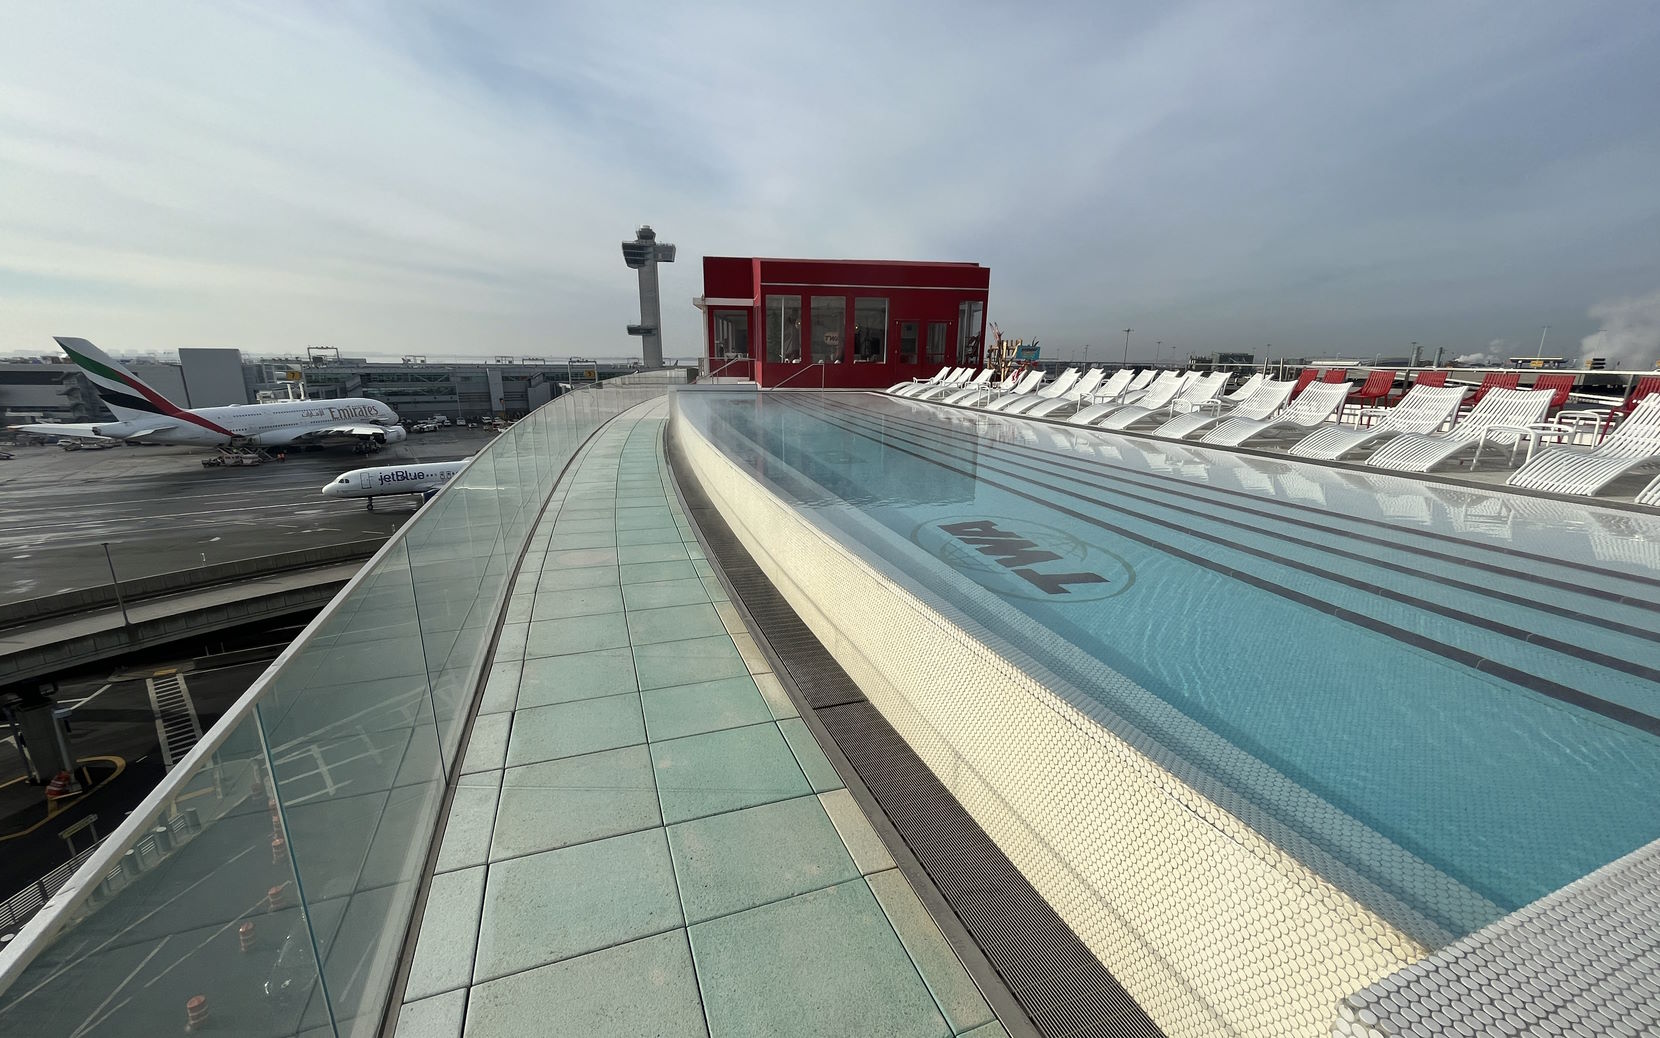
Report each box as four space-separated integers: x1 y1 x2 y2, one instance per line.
261 423 397 445
11 422 177 441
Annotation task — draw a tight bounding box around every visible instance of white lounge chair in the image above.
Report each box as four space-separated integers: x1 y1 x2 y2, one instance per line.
1287 384 1467 461
1120 369 1159 396
1003 368 1083 414
1096 371 1231 430
939 369 1017 405
915 367 992 401
1026 368 1109 418
1201 381 1353 447
1636 471 1660 507
1365 388 1554 473
1505 396 1660 497
975 369 1045 410
891 367 962 397
885 369 947 394
1066 371 1188 426
1151 379 1296 440
1221 372 1265 404
1087 369 1139 404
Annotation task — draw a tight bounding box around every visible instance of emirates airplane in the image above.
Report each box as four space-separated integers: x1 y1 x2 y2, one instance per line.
10 337 405 449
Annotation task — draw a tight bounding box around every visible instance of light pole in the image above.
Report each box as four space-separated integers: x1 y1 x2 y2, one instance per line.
1155 340 1163 367
1083 344 1090 367
1122 328 1132 368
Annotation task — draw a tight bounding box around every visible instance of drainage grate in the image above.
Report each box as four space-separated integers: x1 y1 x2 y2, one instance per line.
669 428 1166 1038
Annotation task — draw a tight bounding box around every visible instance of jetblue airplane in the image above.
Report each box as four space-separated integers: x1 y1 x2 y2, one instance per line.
9 337 405 449
321 458 472 509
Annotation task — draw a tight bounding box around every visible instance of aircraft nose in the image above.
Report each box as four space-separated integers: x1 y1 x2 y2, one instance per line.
320 483 338 496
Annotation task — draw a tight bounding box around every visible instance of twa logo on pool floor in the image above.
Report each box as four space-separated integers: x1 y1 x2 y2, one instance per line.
913 516 1133 602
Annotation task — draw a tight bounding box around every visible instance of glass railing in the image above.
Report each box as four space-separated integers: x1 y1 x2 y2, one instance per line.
0 371 685 1038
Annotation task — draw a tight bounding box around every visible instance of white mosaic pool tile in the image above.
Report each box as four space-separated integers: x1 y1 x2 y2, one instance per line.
1333 836 1660 1038
678 410 1425 1038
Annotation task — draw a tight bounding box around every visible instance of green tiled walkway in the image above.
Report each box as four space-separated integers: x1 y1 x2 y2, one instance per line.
396 401 1005 1038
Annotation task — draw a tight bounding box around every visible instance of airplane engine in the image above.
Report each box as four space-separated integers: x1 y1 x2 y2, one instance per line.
381 425 408 444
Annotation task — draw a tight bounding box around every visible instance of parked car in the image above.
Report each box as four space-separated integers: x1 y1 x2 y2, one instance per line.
410 422 438 433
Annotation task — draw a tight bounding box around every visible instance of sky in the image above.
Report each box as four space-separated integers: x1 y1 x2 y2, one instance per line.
2 2 1659 367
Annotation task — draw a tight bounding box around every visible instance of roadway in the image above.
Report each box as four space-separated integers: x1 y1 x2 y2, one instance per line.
0 427 495 605
1 645 295 905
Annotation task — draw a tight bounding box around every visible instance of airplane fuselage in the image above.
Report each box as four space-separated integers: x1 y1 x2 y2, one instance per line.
85 397 401 446
10 338 406 454
322 459 471 504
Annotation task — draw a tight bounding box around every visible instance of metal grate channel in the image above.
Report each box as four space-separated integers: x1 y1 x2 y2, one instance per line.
668 424 1166 1038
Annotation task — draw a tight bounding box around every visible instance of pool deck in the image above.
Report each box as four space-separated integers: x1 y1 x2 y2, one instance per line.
393 400 1007 1038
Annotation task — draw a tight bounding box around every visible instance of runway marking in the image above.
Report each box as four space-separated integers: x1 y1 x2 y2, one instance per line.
0 844 257 1013
141 889 272 991
69 935 170 1038
65 683 115 711
0 757 127 840
9 501 367 528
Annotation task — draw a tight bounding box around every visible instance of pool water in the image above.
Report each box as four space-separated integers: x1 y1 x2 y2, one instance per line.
675 388 1660 942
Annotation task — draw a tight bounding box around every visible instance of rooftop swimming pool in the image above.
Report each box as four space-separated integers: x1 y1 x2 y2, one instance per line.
675 388 1660 944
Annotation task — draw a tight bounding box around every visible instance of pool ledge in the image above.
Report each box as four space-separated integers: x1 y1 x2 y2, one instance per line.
671 406 1430 1038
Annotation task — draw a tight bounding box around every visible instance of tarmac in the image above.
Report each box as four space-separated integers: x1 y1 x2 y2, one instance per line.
0 426 495 911
0 427 495 605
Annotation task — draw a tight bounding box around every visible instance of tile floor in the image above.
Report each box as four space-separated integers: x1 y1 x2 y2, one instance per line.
396 402 1005 1038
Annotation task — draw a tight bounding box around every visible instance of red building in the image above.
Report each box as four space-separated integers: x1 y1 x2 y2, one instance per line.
694 257 990 389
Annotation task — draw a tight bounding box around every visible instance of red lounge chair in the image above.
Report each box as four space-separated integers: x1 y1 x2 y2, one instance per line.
1531 373 1577 413
1583 374 1660 441
1612 374 1660 420
1346 369 1396 409
1462 371 1522 411
1321 368 1349 383
1385 369 1449 405
1289 367 1320 398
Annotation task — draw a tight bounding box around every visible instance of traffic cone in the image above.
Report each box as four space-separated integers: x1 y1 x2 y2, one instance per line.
185 994 209 1031
266 884 286 912
44 771 72 800
238 922 255 953
270 835 285 865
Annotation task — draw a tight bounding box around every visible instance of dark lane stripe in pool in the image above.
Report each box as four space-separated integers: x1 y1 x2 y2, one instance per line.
783 395 1660 737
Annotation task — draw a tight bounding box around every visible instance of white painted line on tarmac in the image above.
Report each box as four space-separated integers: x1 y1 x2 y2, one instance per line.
0 844 257 1013
141 890 273 991
64 684 114 711
68 934 170 1038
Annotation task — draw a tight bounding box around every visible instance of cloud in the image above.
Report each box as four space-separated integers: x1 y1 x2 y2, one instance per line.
1 3 1658 360
1580 288 1660 369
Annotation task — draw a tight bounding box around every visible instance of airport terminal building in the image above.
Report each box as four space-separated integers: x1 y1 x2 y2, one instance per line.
2 349 658 432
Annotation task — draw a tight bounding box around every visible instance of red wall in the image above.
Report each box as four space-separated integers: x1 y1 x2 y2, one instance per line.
700 256 990 389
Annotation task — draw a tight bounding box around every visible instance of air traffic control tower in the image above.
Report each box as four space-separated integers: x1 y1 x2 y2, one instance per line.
621 224 676 367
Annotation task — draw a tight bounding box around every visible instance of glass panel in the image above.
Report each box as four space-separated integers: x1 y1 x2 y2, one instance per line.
257 535 445 1035
765 295 802 362
957 301 985 366
899 322 918 364
926 322 948 363
713 309 749 358
0 711 327 1036
0 372 682 1038
810 296 845 364
853 298 887 363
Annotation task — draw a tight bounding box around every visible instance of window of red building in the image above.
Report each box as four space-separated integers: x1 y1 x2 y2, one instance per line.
696 257 989 389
